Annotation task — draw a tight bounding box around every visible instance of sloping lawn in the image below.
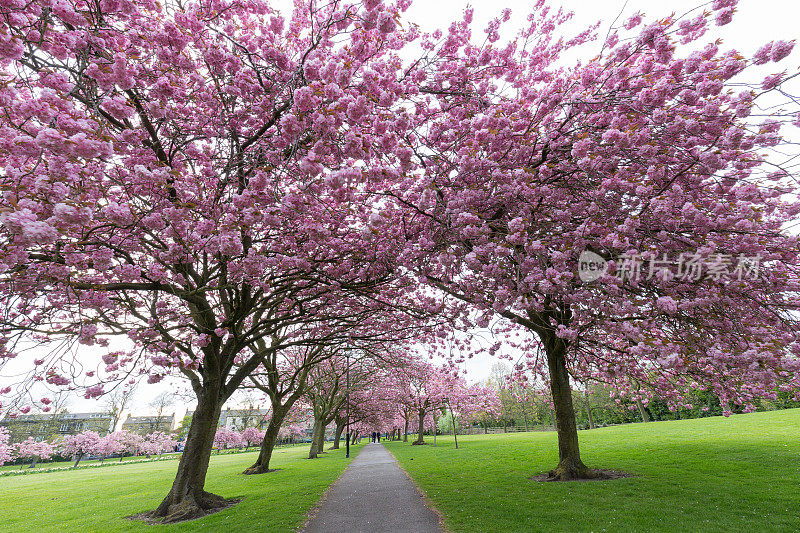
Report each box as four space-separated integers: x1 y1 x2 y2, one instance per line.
385 409 800 532
0 443 360 532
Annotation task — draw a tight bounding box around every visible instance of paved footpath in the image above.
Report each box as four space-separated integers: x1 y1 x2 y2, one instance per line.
302 442 442 533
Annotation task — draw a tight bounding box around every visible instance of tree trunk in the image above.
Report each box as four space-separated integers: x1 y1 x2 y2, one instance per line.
242 409 284 475
330 422 344 450
308 418 326 459
413 409 426 444
523 404 529 432
73 453 83 468
403 412 409 442
585 390 596 429
541 329 595 480
29 457 38 468
316 422 326 451
148 383 229 522
636 400 651 423
449 403 458 449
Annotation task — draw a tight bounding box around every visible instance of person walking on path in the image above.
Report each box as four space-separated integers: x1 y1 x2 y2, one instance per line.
301 443 442 533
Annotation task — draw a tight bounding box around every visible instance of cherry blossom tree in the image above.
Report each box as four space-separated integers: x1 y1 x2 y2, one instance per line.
392 362 452 445
93 433 124 463
0 0 428 520
59 431 101 468
330 386 378 449
242 315 428 472
141 431 178 457
112 430 145 461
241 427 265 450
321 350 406 451
394 2 800 478
0 427 12 466
243 343 339 473
213 428 243 453
304 355 353 459
446 382 501 447
278 422 306 445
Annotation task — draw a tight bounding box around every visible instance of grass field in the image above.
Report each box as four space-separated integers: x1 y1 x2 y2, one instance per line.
0 443 360 532
2 411 798 532
385 409 800 533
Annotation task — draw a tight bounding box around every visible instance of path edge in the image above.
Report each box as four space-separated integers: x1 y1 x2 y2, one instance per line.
383 444 451 533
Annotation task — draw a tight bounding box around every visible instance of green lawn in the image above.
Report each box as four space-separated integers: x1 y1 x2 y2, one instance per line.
385 409 800 532
0 443 361 532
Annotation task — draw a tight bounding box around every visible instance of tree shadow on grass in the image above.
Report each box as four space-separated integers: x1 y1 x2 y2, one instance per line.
530 469 634 482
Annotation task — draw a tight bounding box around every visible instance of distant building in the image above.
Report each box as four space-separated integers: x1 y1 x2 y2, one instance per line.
122 413 175 435
184 408 268 430
220 408 269 430
0 412 114 443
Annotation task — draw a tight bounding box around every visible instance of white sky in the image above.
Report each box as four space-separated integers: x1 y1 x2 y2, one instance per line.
2 0 798 416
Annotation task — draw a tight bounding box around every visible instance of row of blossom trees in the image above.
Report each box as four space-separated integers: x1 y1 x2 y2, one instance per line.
0 428 177 469
1 0 799 520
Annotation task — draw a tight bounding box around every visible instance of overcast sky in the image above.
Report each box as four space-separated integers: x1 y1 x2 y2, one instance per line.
2 0 797 417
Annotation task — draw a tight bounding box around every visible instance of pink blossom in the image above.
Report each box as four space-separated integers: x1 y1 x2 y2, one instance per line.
623 13 642 30
761 73 783 90
84 384 104 398
753 43 773 65
715 8 734 26
59 431 101 466
0 428 12 466
214 427 244 450
0 209 58 244
52 203 93 226
771 40 795 62
241 427 265 447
